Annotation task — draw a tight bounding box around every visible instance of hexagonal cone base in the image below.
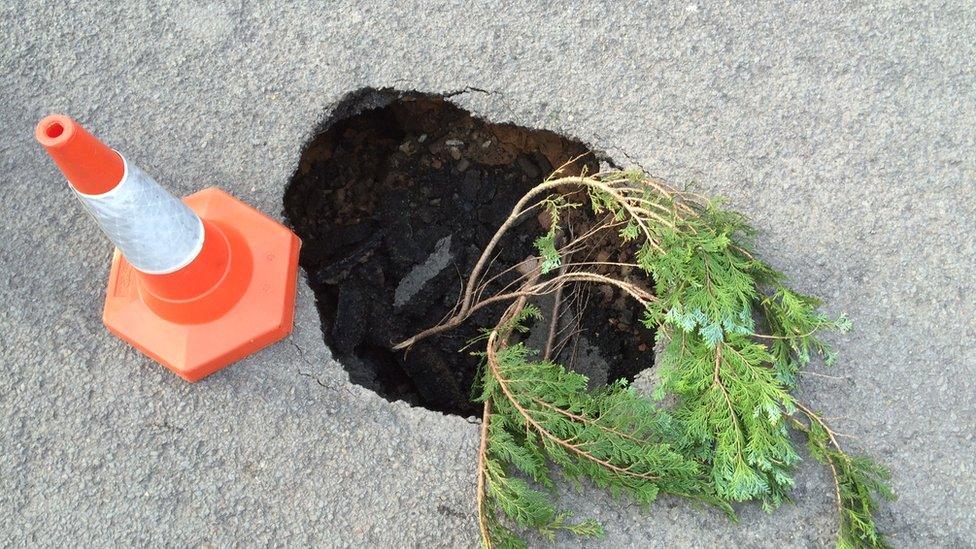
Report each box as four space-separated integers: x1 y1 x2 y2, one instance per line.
103 187 301 382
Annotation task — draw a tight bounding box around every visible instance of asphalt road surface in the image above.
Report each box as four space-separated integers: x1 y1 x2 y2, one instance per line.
1 2 973 546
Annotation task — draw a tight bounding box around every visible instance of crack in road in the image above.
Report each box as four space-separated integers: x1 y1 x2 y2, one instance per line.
388 80 501 100
289 338 344 393
444 86 499 98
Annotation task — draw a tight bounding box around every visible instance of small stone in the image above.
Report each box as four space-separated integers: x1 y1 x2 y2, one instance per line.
444 139 463 147
401 345 465 411
449 148 461 160
394 236 454 308
532 152 553 176
482 140 491 148
418 134 427 143
331 222 373 248
619 307 634 325
537 210 552 229
516 155 540 180
476 178 496 204
332 282 367 354
460 170 480 202
516 257 539 276
455 158 470 172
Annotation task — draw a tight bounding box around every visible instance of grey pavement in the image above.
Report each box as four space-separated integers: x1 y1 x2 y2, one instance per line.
1 1 974 547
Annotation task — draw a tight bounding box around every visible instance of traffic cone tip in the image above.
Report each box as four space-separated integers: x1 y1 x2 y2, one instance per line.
35 114 124 195
35 114 75 146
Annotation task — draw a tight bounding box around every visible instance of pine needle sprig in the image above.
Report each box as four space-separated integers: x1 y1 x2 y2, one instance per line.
657 331 800 507
757 287 853 389
791 403 896 549
476 322 724 546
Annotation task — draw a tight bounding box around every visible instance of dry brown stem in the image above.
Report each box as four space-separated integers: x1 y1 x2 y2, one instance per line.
476 398 493 548
395 171 700 351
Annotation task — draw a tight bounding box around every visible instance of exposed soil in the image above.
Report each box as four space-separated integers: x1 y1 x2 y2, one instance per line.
284 90 655 416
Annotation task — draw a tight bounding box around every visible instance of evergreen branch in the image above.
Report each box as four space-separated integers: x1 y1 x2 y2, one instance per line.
791 403 895 549
394 170 892 547
528 397 646 445
477 277 611 547
487 333 663 482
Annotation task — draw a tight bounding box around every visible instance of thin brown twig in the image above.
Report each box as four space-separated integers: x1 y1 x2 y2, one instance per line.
476 398 493 549
474 266 543 548
393 271 655 350
529 397 648 444
788 411 845 530
543 235 570 360
463 175 671 316
712 343 747 462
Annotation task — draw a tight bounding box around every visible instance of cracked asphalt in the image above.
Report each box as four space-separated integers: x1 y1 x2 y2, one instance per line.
1 1 974 547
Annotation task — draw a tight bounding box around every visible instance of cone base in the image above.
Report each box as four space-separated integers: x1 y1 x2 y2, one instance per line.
103 187 301 382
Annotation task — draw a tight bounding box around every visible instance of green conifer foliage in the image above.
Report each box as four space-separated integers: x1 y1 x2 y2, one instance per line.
395 169 893 548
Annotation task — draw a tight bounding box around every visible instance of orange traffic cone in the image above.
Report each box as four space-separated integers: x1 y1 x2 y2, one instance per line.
36 114 301 382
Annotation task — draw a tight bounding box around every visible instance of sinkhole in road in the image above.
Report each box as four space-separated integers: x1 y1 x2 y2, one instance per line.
284 89 656 416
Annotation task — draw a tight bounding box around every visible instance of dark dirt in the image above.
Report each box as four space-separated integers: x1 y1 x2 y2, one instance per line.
284 90 655 416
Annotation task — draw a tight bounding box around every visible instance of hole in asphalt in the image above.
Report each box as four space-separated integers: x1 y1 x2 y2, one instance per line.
284 88 656 416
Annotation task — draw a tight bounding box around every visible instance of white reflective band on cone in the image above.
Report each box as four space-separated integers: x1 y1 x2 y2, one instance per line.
72 155 205 274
